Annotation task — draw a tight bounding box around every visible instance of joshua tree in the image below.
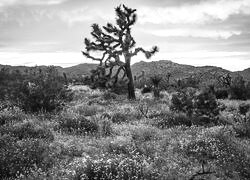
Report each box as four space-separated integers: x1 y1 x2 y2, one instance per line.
82 5 158 99
150 75 162 98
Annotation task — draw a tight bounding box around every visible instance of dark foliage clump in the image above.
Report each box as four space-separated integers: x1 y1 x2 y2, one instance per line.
0 66 73 113
141 86 152 94
111 112 128 124
214 88 228 99
102 91 117 100
150 75 162 98
239 103 250 115
171 88 220 125
170 89 195 116
229 76 247 100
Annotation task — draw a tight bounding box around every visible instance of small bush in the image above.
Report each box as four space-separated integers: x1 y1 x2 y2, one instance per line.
76 105 98 116
232 115 250 138
239 103 250 115
0 135 54 179
131 125 159 142
102 91 117 100
99 119 113 136
0 121 54 141
183 131 250 179
55 115 99 135
0 109 25 126
111 112 128 124
171 88 220 125
141 86 152 94
152 112 192 128
215 88 228 99
73 153 161 180
193 90 220 118
106 136 133 155
170 90 195 116
14 66 73 112
229 75 247 100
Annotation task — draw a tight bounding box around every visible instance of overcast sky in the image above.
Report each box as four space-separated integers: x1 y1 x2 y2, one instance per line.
0 0 250 71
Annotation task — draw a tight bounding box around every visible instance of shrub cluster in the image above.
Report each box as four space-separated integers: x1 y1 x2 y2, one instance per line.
183 131 250 179
1 66 73 113
73 153 161 180
55 115 99 135
150 112 192 128
170 88 220 125
0 135 54 179
0 121 54 141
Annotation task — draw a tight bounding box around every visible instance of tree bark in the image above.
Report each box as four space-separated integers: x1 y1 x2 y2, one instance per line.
125 56 136 100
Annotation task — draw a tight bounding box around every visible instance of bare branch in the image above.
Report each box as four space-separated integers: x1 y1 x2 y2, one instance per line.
131 46 159 58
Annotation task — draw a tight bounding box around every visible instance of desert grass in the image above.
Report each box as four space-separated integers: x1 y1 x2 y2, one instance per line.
1 85 250 179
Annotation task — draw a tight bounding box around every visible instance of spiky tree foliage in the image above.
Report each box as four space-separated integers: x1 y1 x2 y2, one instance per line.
82 5 158 99
150 75 162 98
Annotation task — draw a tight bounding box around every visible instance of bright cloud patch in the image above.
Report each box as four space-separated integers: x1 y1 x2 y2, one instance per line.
144 28 242 39
0 51 89 67
138 0 250 24
0 0 66 7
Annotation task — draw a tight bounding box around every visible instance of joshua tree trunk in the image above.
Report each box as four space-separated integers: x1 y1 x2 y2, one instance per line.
125 54 136 99
125 63 136 99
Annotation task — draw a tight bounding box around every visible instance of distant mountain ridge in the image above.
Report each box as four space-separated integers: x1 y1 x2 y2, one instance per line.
1 60 250 82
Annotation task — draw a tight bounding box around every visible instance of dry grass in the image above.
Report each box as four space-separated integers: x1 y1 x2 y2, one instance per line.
1 85 250 180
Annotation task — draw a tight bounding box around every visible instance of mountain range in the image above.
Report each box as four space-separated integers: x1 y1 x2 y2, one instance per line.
1 60 250 83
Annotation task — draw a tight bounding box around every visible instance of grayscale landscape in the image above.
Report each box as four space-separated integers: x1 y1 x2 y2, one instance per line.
1 0 250 179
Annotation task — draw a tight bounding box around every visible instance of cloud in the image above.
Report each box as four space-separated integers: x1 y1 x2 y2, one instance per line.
0 0 67 7
138 0 250 24
0 51 88 67
56 8 96 25
143 28 242 39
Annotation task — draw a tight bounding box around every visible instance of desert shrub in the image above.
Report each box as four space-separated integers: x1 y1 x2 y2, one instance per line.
170 89 195 116
111 112 128 124
141 86 152 94
233 121 250 138
73 153 161 180
55 115 99 135
0 135 54 179
150 75 162 98
131 125 159 142
106 136 133 155
14 66 73 112
99 119 113 136
102 91 117 100
239 103 250 115
110 80 128 95
76 105 98 116
152 112 192 128
171 88 220 125
0 121 54 141
193 90 220 118
232 115 250 138
229 75 247 100
214 88 228 99
136 101 150 118
183 131 250 179
0 108 25 126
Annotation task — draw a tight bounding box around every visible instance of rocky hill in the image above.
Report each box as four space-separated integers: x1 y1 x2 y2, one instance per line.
1 60 249 84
